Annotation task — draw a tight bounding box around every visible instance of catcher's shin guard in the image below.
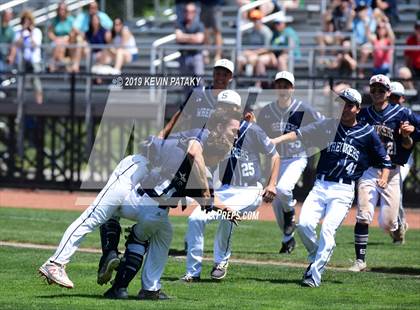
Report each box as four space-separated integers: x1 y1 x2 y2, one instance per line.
111 226 148 289
100 218 122 256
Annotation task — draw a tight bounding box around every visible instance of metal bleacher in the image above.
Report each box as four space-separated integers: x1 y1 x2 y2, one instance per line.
1 0 419 107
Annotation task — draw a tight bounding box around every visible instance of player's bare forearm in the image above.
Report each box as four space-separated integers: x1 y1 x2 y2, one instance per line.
158 110 181 139
263 153 280 203
271 131 298 145
189 147 210 199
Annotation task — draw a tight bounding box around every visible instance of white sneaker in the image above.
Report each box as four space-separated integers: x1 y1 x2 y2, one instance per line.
39 261 74 288
348 259 367 272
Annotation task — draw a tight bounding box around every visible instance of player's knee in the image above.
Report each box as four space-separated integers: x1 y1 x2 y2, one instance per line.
126 225 149 255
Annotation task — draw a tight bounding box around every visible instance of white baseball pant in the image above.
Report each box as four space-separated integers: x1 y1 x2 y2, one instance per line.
272 157 307 239
185 184 263 277
48 154 149 265
119 189 173 291
297 179 354 287
357 167 401 232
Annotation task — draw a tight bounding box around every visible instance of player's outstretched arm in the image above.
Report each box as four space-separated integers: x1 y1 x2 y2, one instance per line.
188 140 211 201
158 110 182 139
271 131 298 146
262 152 280 203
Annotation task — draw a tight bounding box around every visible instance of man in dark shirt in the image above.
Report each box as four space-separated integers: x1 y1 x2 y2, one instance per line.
175 2 205 76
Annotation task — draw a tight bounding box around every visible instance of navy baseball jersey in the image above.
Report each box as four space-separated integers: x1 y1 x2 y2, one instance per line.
181 85 218 129
296 119 392 181
357 103 417 165
257 99 323 158
219 120 277 186
395 109 420 165
139 131 212 200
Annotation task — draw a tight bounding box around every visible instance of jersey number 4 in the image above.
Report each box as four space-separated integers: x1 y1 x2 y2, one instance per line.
345 162 357 176
241 163 255 177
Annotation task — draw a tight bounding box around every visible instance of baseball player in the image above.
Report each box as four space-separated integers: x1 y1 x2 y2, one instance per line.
38 92 241 289
257 71 323 254
349 75 416 272
95 89 243 286
181 108 280 282
95 59 237 282
388 81 420 244
158 58 235 137
103 99 242 300
272 88 392 287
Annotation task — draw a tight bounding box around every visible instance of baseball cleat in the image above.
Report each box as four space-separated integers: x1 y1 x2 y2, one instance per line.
390 222 408 245
138 289 170 300
279 237 296 254
210 262 228 280
103 287 129 299
301 276 317 288
97 251 120 285
348 259 367 272
38 261 74 289
180 274 201 283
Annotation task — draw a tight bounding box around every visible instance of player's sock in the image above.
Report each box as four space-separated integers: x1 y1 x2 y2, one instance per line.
283 210 296 236
354 222 369 262
283 233 294 243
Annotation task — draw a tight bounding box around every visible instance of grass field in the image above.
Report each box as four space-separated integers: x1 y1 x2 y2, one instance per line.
0 207 419 309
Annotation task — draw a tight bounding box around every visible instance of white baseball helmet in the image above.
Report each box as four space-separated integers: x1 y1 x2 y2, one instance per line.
274 71 295 86
369 74 391 90
214 59 234 73
217 90 241 107
338 88 362 107
390 81 405 96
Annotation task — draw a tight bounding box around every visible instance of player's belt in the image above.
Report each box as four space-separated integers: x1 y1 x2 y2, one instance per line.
316 174 354 185
135 183 175 210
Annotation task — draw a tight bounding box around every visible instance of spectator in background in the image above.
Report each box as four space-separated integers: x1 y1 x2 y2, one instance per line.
397 67 416 98
0 9 15 73
73 1 112 33
237 9 272 76
176 0 200 24
175 2 205 76
100 18 138 74
12 11 43 104
368 19 394 75
255 13 300 82
317 0 354 55
47 2 74 72
85 14 111 75
199 0 223 63
372 0 398 25
404 22 420 78
353 1 377 77
321 39 357 77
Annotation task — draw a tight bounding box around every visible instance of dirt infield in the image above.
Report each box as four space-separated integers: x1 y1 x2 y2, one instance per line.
1 188 419 229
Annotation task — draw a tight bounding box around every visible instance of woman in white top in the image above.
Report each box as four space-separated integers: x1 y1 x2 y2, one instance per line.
103 18 138 73
12 11 43 104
